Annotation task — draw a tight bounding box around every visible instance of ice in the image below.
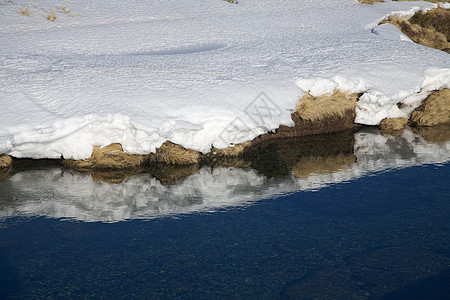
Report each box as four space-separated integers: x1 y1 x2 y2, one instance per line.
1 0 449 159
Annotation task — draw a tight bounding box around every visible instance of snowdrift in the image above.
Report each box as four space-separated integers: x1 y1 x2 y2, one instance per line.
1 0 449 159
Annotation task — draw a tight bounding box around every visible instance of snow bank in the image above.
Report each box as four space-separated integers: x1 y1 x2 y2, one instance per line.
1 128 448 222
0 0 449 159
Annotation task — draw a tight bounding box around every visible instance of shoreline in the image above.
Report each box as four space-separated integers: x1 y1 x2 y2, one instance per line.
1 122 449 184
1 87 449 179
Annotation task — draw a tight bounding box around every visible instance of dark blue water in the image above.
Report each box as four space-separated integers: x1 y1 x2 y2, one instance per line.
0 163 449 299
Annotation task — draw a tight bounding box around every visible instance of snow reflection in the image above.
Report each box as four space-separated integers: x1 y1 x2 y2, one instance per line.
0 128 449 222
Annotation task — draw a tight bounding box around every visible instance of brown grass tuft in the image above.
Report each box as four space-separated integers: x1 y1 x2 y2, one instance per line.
209 142 251 158
0 154 13 169
296 90 358 123
46 8 56 22
393 0 446 4
379 117 409 132
19 6 30 16
63 143 145 171
59 5 71 14
410 89 450 126
410 8 450 41
358 0 384 4
146 141 201 165
0 154 12 181
380 8 450 51
292 154 356 179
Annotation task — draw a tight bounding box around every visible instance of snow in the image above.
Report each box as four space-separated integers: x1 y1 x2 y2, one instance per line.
1 128 449 222
1 0 449 159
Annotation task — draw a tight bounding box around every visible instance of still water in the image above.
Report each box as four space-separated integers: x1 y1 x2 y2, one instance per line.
0 127 449 299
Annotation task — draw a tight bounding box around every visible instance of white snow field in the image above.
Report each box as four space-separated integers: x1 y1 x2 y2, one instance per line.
1 0 449 159
1 128 449 222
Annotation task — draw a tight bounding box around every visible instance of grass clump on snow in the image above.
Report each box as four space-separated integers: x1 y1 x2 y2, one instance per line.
19 6 30 16
0 154 12 169
296 90 358 123
146 141 201 165
380 7 450 52
393 0 448 3
59 5 70 14
0 154 12 181
46 8 56 22
379 117 409 135
63 143 145 171
410 89 450 127
409 8 450 42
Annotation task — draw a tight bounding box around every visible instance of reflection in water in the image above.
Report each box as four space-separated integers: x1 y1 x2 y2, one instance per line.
0 128 449 222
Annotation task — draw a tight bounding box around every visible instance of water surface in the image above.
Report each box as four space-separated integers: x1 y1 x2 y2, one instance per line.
0 127 449 299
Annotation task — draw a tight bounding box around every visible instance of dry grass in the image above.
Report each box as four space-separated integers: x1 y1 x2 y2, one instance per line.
59 5 70 14
379 117 409 132
380 8 450 51
46 8 56 22
410 8 450 43
63 143 145 171
209 142 251 158
19 6 30 16
292 154 356 179
146 141 201 165
296 90 358 123
358 0 384 4
410 89 450 126
393 0 448 3
0 154 12 169
0 155 12 181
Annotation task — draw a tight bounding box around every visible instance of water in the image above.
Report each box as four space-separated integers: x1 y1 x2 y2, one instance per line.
0 127 449 299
